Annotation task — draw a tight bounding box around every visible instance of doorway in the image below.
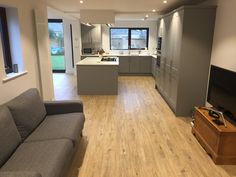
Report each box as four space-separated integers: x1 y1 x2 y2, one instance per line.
48 19 66 73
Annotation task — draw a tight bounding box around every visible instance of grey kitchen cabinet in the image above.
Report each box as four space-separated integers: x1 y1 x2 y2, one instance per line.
156 6 216 116
169 69 178 110
152 57 157 77
158 66 165 93
119 56 130 73
129 56 140 73
155 67 161 89
139 56 152 74
118 56 152 75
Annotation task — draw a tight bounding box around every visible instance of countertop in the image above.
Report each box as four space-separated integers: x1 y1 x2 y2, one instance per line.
77 57 119 66
81 54 158 58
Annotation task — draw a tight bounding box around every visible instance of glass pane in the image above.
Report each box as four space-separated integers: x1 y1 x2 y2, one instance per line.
48 22 65 71
110 28 129 50
131 29 148 50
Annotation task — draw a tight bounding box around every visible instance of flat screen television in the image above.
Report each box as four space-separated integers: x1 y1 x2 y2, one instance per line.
207 65 236 122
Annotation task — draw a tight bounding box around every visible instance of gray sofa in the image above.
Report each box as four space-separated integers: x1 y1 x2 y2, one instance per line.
0 88 85 177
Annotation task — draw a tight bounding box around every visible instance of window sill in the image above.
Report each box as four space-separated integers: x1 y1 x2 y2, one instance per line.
2 71 28 83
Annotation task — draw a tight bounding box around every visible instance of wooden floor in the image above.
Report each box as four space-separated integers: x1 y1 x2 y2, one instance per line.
53 73 236 177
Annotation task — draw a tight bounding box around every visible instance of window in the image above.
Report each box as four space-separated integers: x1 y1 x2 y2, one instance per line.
110 28 129 50
0 7 12 74
130 29 148 50
110 28 149 50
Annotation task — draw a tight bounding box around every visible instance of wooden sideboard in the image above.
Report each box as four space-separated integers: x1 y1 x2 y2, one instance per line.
192 107 236 164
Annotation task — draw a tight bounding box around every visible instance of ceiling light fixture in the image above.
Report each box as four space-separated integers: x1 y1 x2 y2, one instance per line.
80 0 84 4
152 9 156 12
145 14 149 18
163 0 167 3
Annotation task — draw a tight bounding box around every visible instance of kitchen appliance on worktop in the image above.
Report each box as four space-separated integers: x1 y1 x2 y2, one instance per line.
83 48 92 54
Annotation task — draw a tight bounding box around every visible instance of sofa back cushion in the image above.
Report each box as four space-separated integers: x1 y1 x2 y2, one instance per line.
0 106 21 167
6 88 46 140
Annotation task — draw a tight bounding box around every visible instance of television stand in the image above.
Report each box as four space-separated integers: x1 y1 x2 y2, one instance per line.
192 107 236 164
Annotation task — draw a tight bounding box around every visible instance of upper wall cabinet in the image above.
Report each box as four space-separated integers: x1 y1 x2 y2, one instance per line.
156 6 216 116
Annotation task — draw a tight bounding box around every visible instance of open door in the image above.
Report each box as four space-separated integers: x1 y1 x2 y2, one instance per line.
48 19 65 73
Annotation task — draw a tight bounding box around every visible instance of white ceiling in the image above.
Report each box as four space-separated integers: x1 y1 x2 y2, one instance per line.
46 0 206 20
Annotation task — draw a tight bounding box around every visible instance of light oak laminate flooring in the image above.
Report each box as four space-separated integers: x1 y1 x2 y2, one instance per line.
53 74 236 177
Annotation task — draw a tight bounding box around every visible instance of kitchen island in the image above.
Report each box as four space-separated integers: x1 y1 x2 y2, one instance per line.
76 57 119 95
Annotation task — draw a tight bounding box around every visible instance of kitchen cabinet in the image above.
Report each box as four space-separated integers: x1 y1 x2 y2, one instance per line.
119 56 152 75
119 56 130 73
156 6 216 116
152 57 157 77
139 56 152 74
129 56 140 73
155 67 161 88
77 57 118 95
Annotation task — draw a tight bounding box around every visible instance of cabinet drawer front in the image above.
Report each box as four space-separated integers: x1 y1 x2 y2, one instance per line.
194 112 218 151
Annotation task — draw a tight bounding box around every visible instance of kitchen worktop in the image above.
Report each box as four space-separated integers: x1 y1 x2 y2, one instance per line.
81 53 155 57
77 57 119 66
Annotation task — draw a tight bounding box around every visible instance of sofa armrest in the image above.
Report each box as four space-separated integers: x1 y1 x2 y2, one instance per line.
0 171 42 177
44 100 84 115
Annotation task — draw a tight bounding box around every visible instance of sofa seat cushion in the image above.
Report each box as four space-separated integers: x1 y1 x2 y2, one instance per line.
6 89 46 140
0 139 73 177
0 106 21 167
25 113 85 145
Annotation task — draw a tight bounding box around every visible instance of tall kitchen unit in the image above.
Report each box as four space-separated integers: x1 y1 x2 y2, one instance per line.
156 6 216 116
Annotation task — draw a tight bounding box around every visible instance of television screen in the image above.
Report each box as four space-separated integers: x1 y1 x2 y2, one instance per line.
207 65 236 121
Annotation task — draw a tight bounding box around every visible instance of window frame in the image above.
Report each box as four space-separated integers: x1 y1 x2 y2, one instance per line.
109 27 149 50
48 19 63 23
0 7 13 74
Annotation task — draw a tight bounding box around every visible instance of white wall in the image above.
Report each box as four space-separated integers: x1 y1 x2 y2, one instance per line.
210 0 236 72
0 0 48 104
102 20 157 54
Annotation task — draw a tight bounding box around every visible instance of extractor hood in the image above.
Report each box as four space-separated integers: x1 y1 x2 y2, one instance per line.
80 10 115 24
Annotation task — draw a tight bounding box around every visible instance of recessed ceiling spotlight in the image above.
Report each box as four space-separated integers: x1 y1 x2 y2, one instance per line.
163 0 167 3
152 9 156 12
80 0 84 4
